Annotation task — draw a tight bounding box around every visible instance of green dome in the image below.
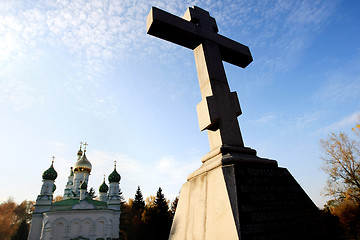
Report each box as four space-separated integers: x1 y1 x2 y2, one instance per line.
80 181 87 190
99 179 109 193
53 184 56 192
74 153 92 173
42 162 58 181
108 167 121 183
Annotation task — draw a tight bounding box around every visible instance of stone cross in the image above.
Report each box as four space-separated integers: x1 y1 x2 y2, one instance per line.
147 6 253 152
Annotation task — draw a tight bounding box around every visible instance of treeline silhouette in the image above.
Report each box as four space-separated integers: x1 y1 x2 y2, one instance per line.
119 186 178 240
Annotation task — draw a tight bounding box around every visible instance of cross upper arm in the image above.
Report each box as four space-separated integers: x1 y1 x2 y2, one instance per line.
147 7 201 49
147 7 252 68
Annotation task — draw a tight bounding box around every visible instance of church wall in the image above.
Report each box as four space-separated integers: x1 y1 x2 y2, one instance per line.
108 182 119 198
70 218 81 238
99 192 107 202
53 221 65 240
95 217 106 238
41 209 120 240
63 175 74 199
72 172 89 196
40 179 55 195
110 215 120 238
28 214 44 240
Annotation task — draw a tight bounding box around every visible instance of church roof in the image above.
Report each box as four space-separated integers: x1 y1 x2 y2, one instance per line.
51 198 107 211
74 152 92 173
42 161 57 181
77 147 83 158
108 163 121 183
99 178 109 193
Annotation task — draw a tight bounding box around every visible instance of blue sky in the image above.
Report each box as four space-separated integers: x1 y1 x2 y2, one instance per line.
0 0 359 208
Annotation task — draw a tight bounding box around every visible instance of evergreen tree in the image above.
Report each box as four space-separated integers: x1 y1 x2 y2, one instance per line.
119 188 125 203
121 187 174 240
88 187 97 199
170 196 179 218
155 187 169 214
145 187 172 240
132 186 145 213
125 187 147 240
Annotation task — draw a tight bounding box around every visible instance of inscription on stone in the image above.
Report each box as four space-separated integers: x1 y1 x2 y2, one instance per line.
226 165 324 240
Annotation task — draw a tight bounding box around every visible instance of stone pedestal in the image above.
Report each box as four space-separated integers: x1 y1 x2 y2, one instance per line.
169 146 325 240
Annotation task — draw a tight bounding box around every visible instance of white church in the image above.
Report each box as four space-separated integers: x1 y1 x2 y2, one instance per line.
28 143 122 240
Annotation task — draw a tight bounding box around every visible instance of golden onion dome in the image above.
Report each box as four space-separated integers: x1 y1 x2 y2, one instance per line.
73 153 92 173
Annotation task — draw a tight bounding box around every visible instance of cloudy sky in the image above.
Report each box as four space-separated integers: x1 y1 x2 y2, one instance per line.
0 0 359 208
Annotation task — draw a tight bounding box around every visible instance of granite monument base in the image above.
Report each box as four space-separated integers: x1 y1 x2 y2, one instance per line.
169 145 325 240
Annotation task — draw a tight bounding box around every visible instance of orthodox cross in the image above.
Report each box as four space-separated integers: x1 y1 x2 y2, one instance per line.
79 141 83 149
147 6 252 152
52 156 55 164
83 142 88 152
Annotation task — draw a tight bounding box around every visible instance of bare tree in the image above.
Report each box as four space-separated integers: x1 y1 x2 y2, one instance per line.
321 122 360 203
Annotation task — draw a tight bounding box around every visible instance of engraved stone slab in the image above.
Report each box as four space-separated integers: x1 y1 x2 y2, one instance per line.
223 164 324 240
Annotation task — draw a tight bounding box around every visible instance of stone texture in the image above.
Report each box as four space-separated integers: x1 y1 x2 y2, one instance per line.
169 164 238 240
170 150 325 239
223 164 325 239
205 166 238 240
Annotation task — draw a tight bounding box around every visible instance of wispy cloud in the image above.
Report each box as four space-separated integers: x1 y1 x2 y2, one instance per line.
251 110 325 131
0 0 151 69
295 111 325 129
317 112 360 134
0 77 44 109
312 53 360 109
200 0 338 73
0 0 195 112
314 74 360 103
0 0 340 111
252 114 277 126
0 0 338 72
